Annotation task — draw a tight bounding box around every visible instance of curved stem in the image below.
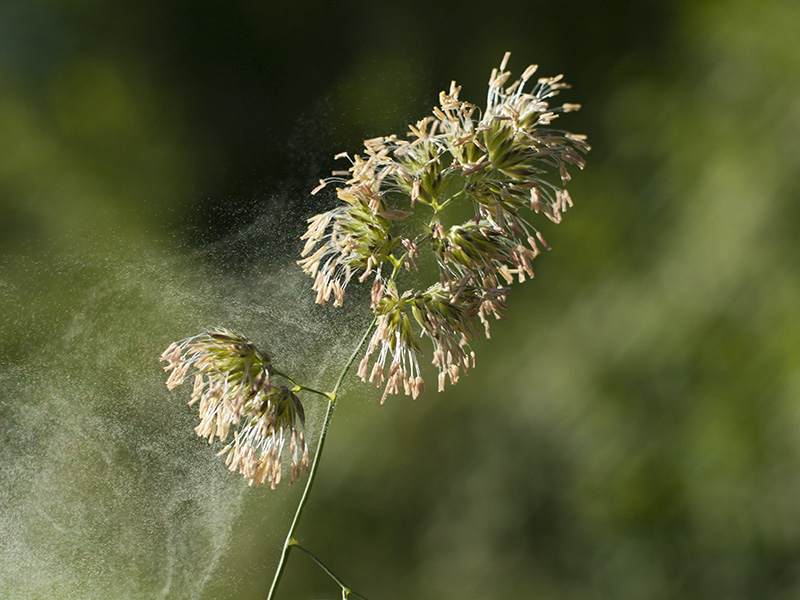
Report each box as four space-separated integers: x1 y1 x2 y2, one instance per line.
290 541 371 600
266 318 377 600
330 317 377 401
265 397 335 600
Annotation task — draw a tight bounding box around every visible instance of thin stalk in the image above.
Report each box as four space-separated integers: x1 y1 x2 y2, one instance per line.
266 318 377 600
272 369 332 401
290 541 371 600
294 384 334 399
330 317 378 401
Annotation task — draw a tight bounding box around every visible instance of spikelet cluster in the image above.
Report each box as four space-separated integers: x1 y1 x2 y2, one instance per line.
160 329 309 488
301 52 589 401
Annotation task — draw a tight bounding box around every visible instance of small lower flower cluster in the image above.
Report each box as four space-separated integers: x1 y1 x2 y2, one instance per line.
300 52 589 401
160 329 309 488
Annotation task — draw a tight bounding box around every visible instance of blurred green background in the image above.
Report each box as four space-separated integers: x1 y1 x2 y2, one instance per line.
2 0 800 598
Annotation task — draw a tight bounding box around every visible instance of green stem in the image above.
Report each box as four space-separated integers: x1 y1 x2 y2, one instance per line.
266 318 377 600
295 384 333 399
290 541 371 600
387 252 407 283
330 318 377 401
434 188 464 213
272 369 333 401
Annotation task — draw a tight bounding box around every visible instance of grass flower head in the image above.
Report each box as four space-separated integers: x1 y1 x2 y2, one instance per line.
300 53 589 401
160 329 309 487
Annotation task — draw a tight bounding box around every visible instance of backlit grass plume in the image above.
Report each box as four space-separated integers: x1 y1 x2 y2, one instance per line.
161 52 588 599
301 51 588 401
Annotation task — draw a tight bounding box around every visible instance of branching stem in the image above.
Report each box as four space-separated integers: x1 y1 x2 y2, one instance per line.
266 317 377 600
272 369 333 401
289 540 371 600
